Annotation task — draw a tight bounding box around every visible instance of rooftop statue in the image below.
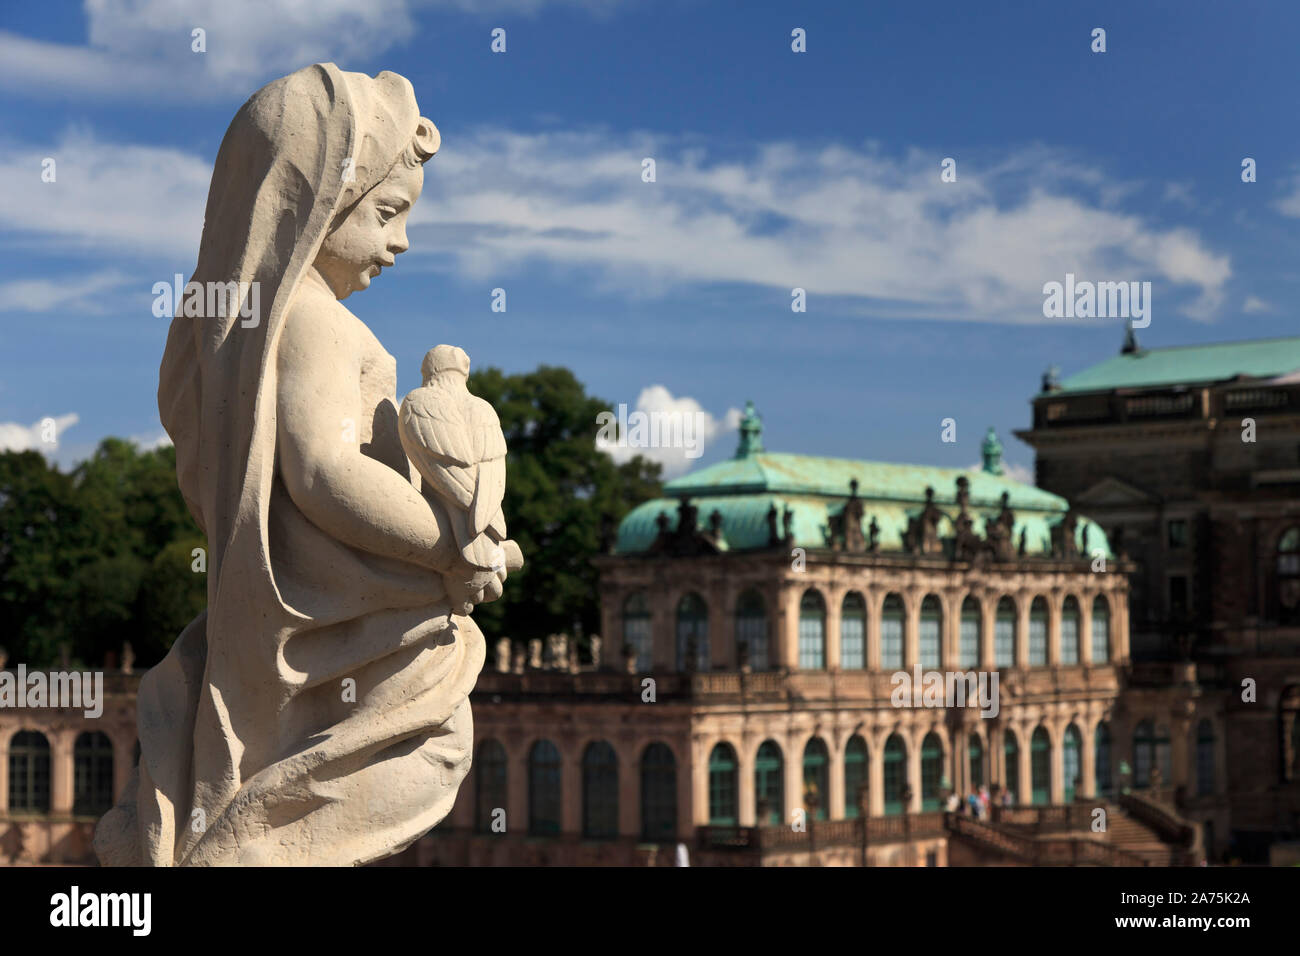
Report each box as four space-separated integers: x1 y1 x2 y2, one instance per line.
94 64 521 866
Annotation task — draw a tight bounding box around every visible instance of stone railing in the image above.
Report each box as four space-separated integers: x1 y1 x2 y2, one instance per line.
472 665 1123 703
1126 661 1199 687
989 802 1093 834
947 813 1149 866
699 812 947 853
946 813 1035 860
1120 790 1197 856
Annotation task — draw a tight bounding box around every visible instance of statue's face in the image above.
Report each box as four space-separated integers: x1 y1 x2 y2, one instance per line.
314 159 423 299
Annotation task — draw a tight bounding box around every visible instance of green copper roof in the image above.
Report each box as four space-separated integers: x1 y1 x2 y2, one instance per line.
663 451 1062 511
1055 335 1300 395
616 493 1109 558
614 428 1112 558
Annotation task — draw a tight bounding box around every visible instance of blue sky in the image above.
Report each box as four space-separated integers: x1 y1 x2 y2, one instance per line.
2 0 1298 479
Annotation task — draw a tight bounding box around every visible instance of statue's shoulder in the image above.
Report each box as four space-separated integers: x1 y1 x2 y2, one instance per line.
281 280 364 357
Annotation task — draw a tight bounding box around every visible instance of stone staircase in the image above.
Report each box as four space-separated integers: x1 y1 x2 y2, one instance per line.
1103 792 1201 866
945 812 1149 866
1104 805 1179 865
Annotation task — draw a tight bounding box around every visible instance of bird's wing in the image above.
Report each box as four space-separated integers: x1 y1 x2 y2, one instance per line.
401 388 476 466
470 397 509 461
471 456 507 537
467 398 508 535
399 391 476 510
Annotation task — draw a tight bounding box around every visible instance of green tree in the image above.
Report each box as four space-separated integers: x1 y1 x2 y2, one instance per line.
0 367 655 668
0 440 205 668
467 366 661 651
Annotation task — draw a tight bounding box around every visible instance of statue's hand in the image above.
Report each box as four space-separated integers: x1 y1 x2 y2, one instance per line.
442 539 522 615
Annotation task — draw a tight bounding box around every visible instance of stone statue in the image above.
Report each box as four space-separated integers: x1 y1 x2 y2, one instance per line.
495 637 512 673
547 633 569 671
93 64 521 867
399 345 517 596
528 638 543 670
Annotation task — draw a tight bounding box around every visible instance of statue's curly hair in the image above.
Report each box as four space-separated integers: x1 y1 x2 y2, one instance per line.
400 118 440 168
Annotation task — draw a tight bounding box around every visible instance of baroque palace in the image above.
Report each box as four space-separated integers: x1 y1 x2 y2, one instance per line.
413 401 1210 866
5 331 1300 866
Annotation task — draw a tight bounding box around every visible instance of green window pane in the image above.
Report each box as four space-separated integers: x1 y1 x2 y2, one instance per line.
881 596 904 670
708 744 738 825
844 736 868 819
754 741 784 826
582 741 619 838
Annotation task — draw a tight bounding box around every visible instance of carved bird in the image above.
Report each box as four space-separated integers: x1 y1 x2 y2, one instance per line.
399 344 508 571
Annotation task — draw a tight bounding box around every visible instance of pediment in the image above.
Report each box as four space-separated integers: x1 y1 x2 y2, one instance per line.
1074 476 1157 507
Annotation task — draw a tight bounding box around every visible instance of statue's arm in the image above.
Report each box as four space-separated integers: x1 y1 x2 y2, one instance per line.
275 306 455 571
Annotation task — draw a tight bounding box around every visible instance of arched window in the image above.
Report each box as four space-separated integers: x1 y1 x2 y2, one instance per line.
959 597 981 669
921 733 944 811
1133 720 1154 788
844 735 868 818
707 743 738 826
1282 687 1300 783
754 741 784 826
1091 596 1111 663
1003 731 1020 803
640 743 678 841
798 590 827 670
883 734 907 815
995 597 1016 668
840 592 866 670
622 592 653 672
528 739 562 836
969 733 984 792
881 594 905 670
1278 528 1300 623
73 731 115 816
676 593 709 672
802 737 829 820
582 741 619 838
735 589 769 671
1095 722 1113 797
1029 597 1049 666
919 596 943 670
1060 597 1081 665
1063 725 1081 803
8 731 51 813
1030 727 1050 805
475 739 508 833
1196 720 1215 797
1155 724 1172 787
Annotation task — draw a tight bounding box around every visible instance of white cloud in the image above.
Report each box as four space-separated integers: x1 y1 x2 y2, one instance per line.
0 269 133 314
2 126 1232 324
0 0 630 101
415 131 1232 323
967 461 1034 485
1243 295 1273 314
1276 169 1300 218
0 414 79 454
128 431 173 451
0 128 209 260
596 385 740 478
